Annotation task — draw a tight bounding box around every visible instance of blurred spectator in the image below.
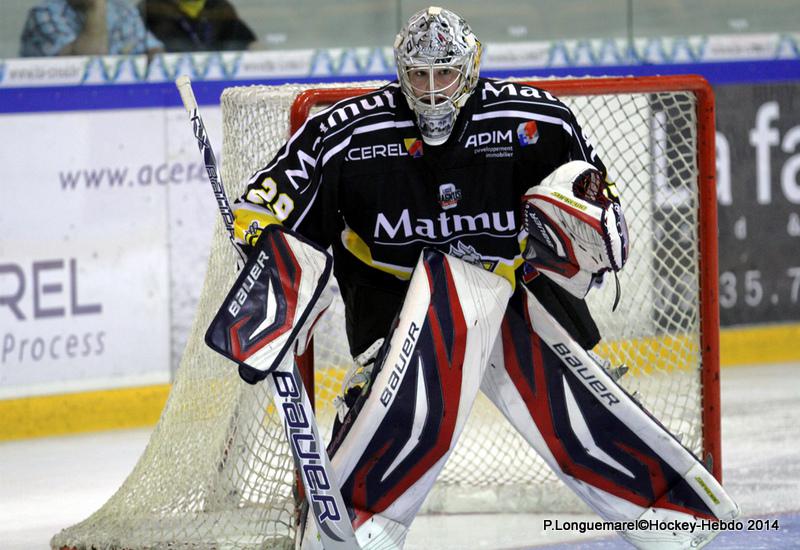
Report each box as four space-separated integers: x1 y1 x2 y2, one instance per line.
139 0 257 52
20 0 164 57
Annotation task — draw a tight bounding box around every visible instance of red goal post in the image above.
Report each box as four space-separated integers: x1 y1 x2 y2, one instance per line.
291 75 721 482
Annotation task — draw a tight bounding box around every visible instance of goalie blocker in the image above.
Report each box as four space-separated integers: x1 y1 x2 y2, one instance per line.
206 224 333 383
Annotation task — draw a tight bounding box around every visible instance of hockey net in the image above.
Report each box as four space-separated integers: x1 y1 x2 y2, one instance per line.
52 75 719 549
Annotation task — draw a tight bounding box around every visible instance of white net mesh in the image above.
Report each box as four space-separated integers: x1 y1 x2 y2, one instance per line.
51 77 712 549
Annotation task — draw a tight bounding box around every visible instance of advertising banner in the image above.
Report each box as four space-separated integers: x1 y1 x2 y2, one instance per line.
715 82 800 326
0 105 221 398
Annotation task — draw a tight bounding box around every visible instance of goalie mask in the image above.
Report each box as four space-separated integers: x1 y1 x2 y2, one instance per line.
394 6 482 145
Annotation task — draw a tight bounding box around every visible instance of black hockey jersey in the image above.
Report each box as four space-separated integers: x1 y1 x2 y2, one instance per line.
233 78 607 355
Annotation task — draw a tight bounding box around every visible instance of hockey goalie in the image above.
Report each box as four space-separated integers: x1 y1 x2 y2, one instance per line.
211 6 739 549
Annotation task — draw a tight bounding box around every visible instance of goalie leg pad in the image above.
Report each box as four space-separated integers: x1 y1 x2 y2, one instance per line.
480 286 738 549
314 249 511 549
205 225 333 384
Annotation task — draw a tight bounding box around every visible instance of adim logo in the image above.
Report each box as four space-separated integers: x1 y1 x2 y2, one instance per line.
404 138 424 158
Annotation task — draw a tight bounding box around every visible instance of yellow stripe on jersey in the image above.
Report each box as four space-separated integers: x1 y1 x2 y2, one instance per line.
495 258 523 287
342 226 524 285
341 227 413 279
232 203 282 246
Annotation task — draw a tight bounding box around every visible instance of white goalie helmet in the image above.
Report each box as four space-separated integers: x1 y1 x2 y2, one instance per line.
394 6 482 145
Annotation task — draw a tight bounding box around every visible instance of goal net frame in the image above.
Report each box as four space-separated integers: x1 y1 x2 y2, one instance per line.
292 74 720 480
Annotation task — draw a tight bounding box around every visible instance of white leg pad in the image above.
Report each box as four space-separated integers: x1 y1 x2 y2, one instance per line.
480 285 739 549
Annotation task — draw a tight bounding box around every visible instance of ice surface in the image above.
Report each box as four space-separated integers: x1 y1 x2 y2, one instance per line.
1 362 797 549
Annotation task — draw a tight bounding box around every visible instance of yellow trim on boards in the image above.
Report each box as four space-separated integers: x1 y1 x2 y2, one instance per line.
718 323 800 367
0 385 170 441
1 323 798 441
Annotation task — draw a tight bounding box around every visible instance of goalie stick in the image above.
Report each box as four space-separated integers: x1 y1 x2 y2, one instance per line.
176 76 360 550
176 76 248 267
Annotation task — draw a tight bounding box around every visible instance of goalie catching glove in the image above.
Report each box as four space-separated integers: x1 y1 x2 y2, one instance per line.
522 160 629 302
